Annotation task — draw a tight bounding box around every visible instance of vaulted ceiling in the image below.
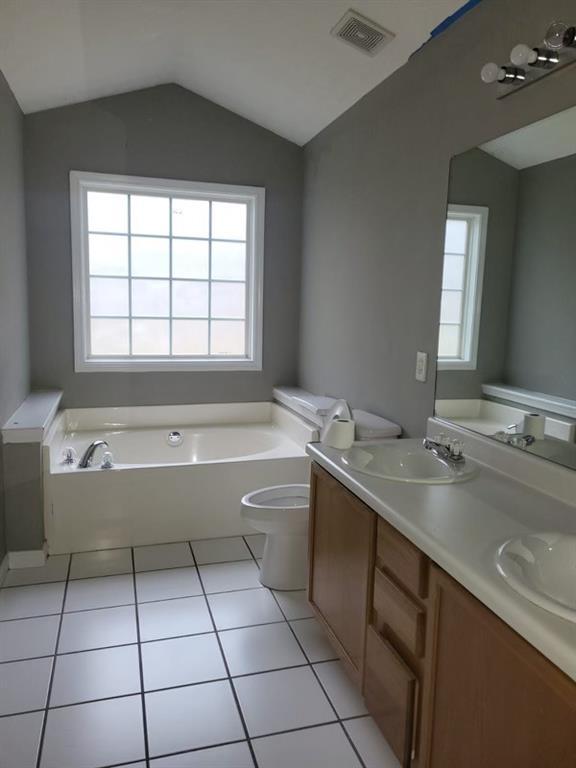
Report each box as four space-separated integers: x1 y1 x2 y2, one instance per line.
0 0 463 144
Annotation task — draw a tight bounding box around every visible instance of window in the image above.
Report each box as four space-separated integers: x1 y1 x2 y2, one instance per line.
70 171 264 371
437 204 488 370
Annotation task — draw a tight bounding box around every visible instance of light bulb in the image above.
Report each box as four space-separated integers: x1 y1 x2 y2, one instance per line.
480 62 504 84
510 44 538 66
544 20 574 49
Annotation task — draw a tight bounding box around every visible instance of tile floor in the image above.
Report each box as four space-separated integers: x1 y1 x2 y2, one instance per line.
0 534 400 768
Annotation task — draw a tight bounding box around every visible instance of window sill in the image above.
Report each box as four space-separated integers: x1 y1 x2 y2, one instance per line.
437 360 477 371
74 357 262 373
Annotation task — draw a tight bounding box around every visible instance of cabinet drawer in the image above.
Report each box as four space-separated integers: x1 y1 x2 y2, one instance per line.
373 567 426 657
364 625 418 767
377 518 428 598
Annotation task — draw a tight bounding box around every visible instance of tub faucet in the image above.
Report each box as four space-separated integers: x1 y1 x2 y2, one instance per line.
78 440 109 468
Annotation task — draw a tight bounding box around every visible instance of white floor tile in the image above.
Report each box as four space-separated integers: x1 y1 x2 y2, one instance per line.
208 588 283 630
138 596 212 642
142 633 225 691
150 741 253 767
192 536 252 565
134 542 194 572
314 660 368 718
244 534 265 559
136 567 202 602
70 548 133 580
272 589 315 620
65 574 135 612
3 555 70 587
0 657 53 715
146 680 244 757
220 622 306 676
50 645 141 707
253 723 362 768
199 560 261 594
0 614 60 661
343 716 401 768
41 695 145 768
0 582 65 620
233 667 335 737
58 605 138 653
0 711 44 768
290 617 338 662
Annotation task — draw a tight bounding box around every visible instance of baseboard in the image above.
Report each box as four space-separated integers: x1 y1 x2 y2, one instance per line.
0 553 8 585
8 548 47 569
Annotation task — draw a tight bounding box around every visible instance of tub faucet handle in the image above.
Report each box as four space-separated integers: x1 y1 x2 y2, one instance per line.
62 447 77 465
100 451 114 469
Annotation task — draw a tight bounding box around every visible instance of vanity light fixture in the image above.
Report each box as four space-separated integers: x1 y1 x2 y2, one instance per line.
480 20 576 98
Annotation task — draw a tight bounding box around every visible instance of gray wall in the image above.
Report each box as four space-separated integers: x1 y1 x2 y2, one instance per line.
505 153 576 399
436 148 519 399
0 70 29 560
25 84 303 408
299 0 576 436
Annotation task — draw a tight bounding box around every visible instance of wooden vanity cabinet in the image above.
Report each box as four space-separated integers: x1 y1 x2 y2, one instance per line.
308 461 576 768
421 565 576 768
308 462 376 684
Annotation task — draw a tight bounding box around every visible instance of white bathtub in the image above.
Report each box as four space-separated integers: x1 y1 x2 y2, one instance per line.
43 403 317 554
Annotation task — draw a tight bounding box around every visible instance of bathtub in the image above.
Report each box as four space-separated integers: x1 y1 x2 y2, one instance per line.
43 402 318 554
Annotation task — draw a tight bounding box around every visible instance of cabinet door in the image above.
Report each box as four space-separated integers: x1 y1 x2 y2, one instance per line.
423 565 576 768
309 463 375 681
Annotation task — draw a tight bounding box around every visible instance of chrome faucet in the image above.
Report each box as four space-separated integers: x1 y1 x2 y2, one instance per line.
78 440 109 468
423 437 465 465
494 432 536 449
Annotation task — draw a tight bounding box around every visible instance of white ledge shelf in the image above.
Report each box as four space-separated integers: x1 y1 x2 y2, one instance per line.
482 384 576 421
1 390 63 444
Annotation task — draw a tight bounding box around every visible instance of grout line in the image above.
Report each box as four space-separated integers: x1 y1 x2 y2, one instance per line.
188 541 261 768
34 555 72 768
0 612 311 666
0 583 269 624
130 547 151 767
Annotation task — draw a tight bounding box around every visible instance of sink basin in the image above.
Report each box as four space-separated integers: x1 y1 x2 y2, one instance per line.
340 440 476 484
496 533 576 623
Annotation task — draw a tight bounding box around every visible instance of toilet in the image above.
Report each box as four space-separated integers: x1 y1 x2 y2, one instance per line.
241 484 310 590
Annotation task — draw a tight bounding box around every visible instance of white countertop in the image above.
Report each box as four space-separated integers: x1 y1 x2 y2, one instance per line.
307 439 576 682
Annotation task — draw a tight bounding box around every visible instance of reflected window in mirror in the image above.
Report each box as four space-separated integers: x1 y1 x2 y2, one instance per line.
437 204 488 371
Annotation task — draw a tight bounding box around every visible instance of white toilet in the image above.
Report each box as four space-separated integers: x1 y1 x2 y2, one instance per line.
241 484 310 590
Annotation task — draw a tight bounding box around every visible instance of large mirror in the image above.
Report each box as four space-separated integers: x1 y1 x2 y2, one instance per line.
435 105 576 471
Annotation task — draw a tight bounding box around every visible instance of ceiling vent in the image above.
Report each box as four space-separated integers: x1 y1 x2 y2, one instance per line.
331 9 395 57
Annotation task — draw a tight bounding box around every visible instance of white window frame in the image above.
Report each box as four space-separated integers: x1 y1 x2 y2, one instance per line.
437 204 488 371
70 170 265 372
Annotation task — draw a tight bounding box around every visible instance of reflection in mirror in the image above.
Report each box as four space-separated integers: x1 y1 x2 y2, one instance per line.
435 105 576 471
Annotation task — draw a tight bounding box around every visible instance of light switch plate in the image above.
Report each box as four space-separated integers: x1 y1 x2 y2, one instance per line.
415 351 428 382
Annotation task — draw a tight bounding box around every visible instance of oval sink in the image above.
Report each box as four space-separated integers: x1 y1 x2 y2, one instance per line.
340 440 477 484
496 533 576 623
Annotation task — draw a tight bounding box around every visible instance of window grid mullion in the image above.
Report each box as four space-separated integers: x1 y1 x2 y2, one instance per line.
169 196 173 355
127 195 133 356
208 201 213 355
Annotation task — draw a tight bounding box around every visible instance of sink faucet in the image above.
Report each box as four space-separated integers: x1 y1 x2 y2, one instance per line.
423 437 465 465
78 440 109 468
494 432 536 449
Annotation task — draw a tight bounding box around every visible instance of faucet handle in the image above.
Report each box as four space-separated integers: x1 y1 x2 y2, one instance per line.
450 440 464 458
61 447 77 465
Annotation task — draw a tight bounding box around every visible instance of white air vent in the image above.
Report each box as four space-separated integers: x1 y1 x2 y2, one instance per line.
331 9 394 56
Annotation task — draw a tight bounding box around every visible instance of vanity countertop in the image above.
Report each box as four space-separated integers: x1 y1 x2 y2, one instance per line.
307 439 576 682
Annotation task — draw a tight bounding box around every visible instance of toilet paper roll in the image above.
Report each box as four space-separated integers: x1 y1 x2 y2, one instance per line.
322 418 355 449
523 413 545 440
